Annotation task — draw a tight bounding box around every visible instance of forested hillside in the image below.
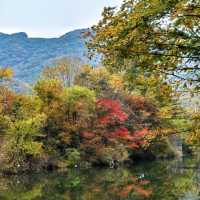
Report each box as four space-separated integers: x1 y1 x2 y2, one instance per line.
0 29 96 83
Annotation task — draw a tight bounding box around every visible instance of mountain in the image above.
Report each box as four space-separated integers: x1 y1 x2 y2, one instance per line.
0 29 97 83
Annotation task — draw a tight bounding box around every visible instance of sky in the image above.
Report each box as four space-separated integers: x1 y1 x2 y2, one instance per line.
0 0 122 38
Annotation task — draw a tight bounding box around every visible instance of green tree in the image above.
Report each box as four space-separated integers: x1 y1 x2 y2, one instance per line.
5 114 46 171
89 0 200 91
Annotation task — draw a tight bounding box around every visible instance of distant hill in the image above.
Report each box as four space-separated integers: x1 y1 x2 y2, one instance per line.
0 29 97 83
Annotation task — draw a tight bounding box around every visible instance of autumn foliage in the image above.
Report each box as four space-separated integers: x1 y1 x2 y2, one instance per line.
97 99 128 124
0 62 180 172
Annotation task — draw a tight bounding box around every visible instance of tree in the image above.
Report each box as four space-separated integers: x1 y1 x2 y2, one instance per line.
0 86 15 115
34 79 63 105
186 112 200 145
88 0 200 92
42 57 82 87
80 98 151 165
75 65 124 98
0 67 15 114
5 114 46 171
34 81 97 165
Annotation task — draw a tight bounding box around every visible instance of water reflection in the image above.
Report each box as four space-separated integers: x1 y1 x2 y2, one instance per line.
0 157 200 200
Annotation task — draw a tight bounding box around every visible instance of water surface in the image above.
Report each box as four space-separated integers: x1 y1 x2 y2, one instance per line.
0 157 200 200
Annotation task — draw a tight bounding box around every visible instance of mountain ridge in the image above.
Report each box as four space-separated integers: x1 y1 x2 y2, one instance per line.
0 28 88 39
0 28 95 83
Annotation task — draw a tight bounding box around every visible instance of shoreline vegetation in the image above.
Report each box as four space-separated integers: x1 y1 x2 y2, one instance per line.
1 0 200 176
0 64 190 175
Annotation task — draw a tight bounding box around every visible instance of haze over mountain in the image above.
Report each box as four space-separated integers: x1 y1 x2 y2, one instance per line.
0 28 96 83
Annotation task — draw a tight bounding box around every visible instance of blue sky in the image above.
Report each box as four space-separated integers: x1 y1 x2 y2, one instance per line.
0 0 122 38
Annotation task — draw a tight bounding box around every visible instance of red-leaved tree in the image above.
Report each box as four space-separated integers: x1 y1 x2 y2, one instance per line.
81 98 151 164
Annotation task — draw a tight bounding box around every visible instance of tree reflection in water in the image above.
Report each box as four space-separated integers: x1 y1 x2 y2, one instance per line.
0 158 200 200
